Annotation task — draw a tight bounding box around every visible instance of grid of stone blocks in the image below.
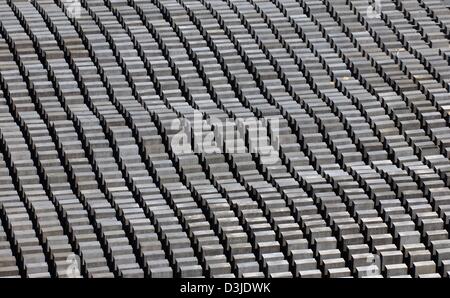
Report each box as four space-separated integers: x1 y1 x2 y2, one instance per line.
0 0 449 278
